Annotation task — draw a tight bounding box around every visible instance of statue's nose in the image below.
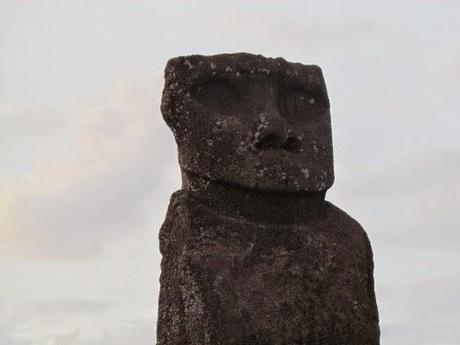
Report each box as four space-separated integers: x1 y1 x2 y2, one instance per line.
253 110 300 150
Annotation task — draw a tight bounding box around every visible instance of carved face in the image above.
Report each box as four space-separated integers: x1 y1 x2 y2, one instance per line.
161 53 334 192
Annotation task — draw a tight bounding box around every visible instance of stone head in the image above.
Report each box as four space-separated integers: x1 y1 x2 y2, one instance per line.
161 53 334 192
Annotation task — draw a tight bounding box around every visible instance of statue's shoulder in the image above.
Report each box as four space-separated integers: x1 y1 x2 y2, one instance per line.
163 189 205 217
322 201 372 247
160 189 221 256
159 190 192 256
324 201 365 229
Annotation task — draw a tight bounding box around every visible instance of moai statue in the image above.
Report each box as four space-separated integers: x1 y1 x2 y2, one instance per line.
157 53 380 345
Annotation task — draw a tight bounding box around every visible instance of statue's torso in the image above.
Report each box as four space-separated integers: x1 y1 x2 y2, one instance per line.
157 190 379 345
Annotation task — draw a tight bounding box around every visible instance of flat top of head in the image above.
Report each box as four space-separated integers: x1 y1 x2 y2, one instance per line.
164 53 326 96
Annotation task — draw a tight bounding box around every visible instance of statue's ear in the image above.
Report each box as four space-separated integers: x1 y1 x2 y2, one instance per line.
308 65 330 108
160 58 181 128
160 87 175 128
160 55 206 129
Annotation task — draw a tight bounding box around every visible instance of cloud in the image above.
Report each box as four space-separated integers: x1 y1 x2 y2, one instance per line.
27 299 112 315
0 77 180 260
7 329 80 345
49 330 81 345
339 149 460 198
90 319 155 345
379 277 460 345
328 149 460 250
1 319 154 345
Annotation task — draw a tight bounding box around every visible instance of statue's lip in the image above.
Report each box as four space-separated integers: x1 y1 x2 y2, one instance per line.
182 169 328 196
253 146 302 155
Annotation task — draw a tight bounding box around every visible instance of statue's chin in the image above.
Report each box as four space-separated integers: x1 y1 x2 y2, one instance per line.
181 168 332 195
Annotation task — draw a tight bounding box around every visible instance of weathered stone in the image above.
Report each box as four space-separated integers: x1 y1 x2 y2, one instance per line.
161 53 333 192
157 53 380 345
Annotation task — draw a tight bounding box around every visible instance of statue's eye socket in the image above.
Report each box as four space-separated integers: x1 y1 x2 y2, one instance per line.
191 79 240 111
280 88 328 122
290 93 315 107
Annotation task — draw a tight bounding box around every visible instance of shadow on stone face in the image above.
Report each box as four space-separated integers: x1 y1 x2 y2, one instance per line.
156 53 380 345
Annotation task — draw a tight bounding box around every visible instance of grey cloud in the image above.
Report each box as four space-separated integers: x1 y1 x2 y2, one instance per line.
27 299 112 315
338 149 460 198
1 80 179 260
379 277 460 345
329 149 460 249
50 330 80 345
1 320 154 345
90 319 155 345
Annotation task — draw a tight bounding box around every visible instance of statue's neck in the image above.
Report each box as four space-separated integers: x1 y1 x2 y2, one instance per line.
181 170 328 224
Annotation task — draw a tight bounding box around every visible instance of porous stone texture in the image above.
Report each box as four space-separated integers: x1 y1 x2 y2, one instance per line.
161 53 333 192
157 53 380 345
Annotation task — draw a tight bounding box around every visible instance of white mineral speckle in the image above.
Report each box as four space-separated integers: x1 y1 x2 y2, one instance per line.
183 59 194 69
309 98 315 104
236 141 247 154
225 66 232 72
206 139 213 146
313 144 319 153
258 112 267 123
210 62 216 70
168 82 179 90
236 147 244 154
301 168 310 179
256 166 268 178
252 113 269 147
236 72 240 77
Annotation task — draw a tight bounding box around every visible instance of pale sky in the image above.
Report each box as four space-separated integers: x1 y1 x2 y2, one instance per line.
1 1 459 344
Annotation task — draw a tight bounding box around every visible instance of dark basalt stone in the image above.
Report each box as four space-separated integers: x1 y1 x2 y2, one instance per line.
157 53 380 345
161 53 333 192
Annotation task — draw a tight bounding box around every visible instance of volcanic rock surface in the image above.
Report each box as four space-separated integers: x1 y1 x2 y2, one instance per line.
156 53 380 345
